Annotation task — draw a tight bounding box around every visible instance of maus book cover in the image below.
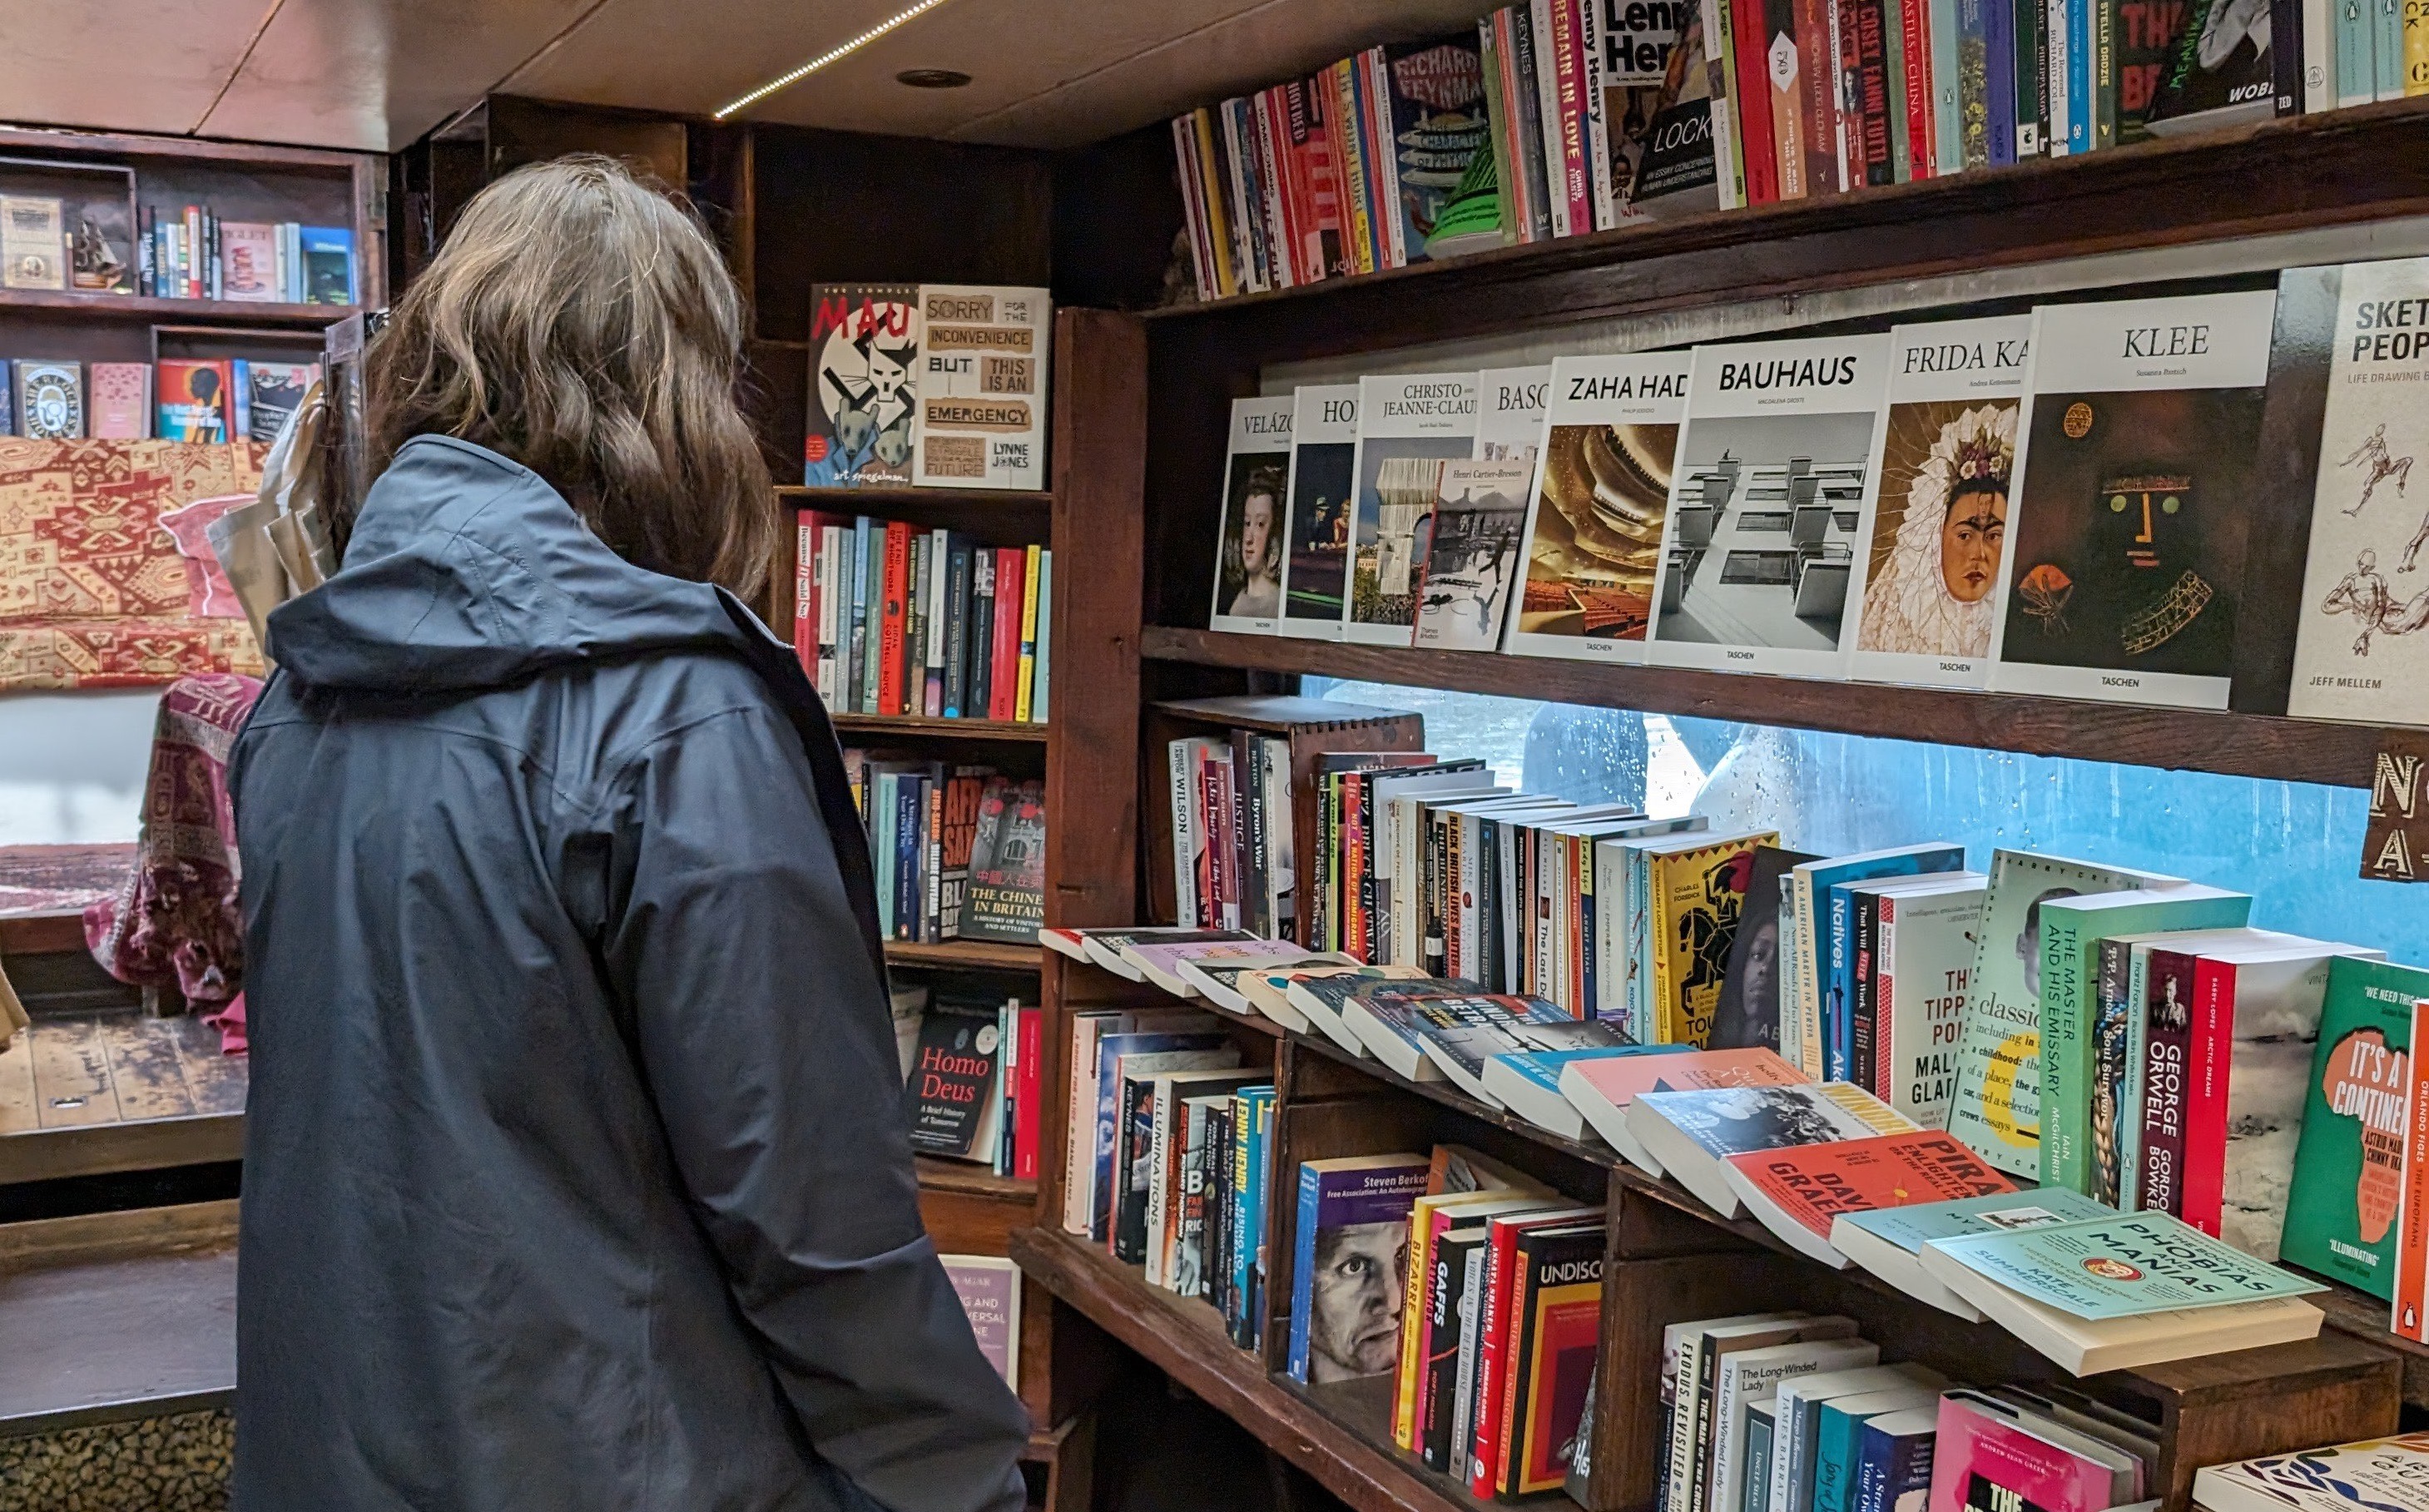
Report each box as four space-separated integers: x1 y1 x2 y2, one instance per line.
1281 384 1360 638
1503 353 1692 663
1851 315 2030 689
1209 395 1296 633
804 283 919 488
1990 291 2277 708
1345 373 1478 644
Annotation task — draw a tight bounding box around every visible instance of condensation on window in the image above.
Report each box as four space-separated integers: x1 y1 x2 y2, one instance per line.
1307 678 2429 964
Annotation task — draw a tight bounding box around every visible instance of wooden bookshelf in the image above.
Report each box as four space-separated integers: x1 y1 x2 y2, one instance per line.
885 939 1043 973
831 712 1049 743
0 290 350 323
913 1156 1037 1203
1142 627 2389 788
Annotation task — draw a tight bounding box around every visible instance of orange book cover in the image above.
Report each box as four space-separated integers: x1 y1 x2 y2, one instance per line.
1723 1131 2015 1244
2394 998 2429 1341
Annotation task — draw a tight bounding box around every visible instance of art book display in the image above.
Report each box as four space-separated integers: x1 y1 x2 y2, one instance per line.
2286 255 2429 724
805 283 919 488
1209 396 1296 633
912 284 1050 491
1990 290 2278 708
1849 316 2031 689
1345 373 1479 644
1411 458 1536 650
1648 335 1891 678
1281 384 1360 638
1502 353 1693 663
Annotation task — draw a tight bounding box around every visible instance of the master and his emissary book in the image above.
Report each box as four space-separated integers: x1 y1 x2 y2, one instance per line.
1209 396 1296 634
1648 335 1891 680
1989 290 2278 709
1849 315 2031 690
1504 353 1694 663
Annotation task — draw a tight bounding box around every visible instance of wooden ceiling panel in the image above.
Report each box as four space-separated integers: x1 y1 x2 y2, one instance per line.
0 0 272 138
197 0 602 151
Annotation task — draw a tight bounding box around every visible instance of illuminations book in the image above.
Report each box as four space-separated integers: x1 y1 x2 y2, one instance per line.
1502 353 1692 664
2287 257 2429 724
1208 395 1296 633
914 285 1051 491
1343 373 1479 645
1989 291 2278 708
1646 335 1891 679
1281 384 1359 640
1848 316 2031 690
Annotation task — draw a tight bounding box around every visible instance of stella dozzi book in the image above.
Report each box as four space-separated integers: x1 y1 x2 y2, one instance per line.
1989 290 2277 709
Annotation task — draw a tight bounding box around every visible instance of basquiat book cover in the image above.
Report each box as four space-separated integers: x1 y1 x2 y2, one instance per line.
1281 384 1360 638
1503 353 1692 663
805 284 920 487
1850 316 2030 690
1990 291 2277 708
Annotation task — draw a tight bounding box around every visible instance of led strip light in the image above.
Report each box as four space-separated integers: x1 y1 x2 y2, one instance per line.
712 0 957 119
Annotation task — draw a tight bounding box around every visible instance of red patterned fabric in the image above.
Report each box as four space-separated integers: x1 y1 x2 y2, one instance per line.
0 439 268 690
84 672 260 1051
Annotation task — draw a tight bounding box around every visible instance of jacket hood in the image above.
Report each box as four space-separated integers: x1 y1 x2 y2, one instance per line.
268 435 769 692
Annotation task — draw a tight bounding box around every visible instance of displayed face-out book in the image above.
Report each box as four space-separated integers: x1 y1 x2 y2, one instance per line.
2283 957 2429 1299
1472 365 1550 464
913 285 1051 491
1989 290 2278 708
1208 395 1296 633
1504 354 1693 663
2195 1434 2429 1512
1343 373 1480 645
1847 316 2031 689
2285 257 2429 725
1646 335 1892 679
1281 384 1361 639
804 283 920 487
1411 458 1538 651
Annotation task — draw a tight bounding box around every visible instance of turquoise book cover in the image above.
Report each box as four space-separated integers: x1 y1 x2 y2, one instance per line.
1926 1211 2325 1320
1837 1187 2114 1255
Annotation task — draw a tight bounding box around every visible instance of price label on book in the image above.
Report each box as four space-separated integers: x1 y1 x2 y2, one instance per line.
2362 731 2429 884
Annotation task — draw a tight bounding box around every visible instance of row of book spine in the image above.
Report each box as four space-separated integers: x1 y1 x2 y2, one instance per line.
796 515 1051 723
136 206 356 304
840 756 1044 946
0 356 320 442
1172 0 2420 300
1166 730 1297 939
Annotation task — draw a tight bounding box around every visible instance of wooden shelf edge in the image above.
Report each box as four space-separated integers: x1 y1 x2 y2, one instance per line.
1141 627 2387 789
0 1109 244 1187
835 712 1050 741
0 289 353 322
1009 1224 1473 1512
885 939 1043 972
915 1155 1038 1202
779 484 1053 509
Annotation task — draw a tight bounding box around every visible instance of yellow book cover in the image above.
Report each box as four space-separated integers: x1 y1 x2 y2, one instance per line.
1331 60 1378 277
2409 0 2429 92
1390 1190 1540 1449
1650 831 1779 1047
1191 108 1237 299
1014 543 1041 721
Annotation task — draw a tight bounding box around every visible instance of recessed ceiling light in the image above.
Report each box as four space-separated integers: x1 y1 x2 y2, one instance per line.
712 0 956 120
896 68 972 88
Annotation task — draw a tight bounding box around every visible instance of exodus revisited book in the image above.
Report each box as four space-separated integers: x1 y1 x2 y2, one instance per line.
804 283 920 487
1989 291 2278 708
1281 384 1360 638
1208 395 1296 633
1647 335 1892 680
914 284 1049 491
1504 353 1693 663
1343 373 1479 644
1849 315 2031 689
2283 957 2429 1298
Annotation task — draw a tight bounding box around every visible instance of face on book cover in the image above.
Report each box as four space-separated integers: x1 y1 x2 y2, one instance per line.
1309 1222 1406 1382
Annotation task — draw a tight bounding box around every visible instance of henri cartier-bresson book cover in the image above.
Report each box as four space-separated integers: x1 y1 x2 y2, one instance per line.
1503 353 1693 663
1208 395 1296 634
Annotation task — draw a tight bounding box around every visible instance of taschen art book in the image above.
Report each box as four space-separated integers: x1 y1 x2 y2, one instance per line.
1343 374 1479 645
1848 315 2032 690
1208 396 1296 634
1502 352 1693 663
1646 335 1892 681
1988 290 2278 709
1281 384 1360 639
1411 458 1537 651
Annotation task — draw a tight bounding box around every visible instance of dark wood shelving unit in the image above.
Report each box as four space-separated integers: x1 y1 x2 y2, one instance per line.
831 712 1049 743
912 1155 1037 1203
0 290 353 323
884 939 1043 973
1142 627 2389 788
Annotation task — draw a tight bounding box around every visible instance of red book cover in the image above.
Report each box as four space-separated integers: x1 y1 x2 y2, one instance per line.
878 522 910 715
989 546 1025 721
1898 0 1936 177
1724 1131 2015 1244
1731 0 1782 201
1258 89 1301 287
1467 1207 1597 1497
1286 78 1337 280
2396 999 2429 1341
2180 955 2240 1240
1548 0 1594 234
1794 0 1842 194
1014 1003 1043 1182
1506 1226 1605 1496
793 514 818 678
2138 948 2198 1219
1926 1393 2131 1512
1848 0 1896 185
1197 746 1236 930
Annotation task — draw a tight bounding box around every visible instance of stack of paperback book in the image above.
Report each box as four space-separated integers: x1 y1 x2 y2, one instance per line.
797 518 1049 724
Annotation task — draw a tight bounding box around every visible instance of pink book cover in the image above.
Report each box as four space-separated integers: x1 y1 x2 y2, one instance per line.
1926 1394 2127 1512
940 1255 1020 1390
1565 1046 1807 1108
88 363 150 439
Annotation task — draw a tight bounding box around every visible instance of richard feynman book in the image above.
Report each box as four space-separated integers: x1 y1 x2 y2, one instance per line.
1282 384 1360 639
1502 353 1692 664
1989 290 2278 708
1343 373 1479 645
1646 335 1891 679
2287 257 2429 725
1208 395 1296 635
1848 316 2031 690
